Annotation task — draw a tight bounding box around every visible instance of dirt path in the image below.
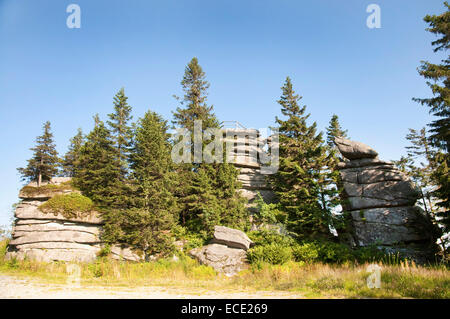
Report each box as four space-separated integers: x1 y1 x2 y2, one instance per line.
0 275 304 299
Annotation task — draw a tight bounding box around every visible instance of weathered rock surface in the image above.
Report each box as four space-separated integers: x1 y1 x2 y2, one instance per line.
6 177 103 263
110 245 144 262
334 137 378 160
14 201 102 224
223 127 275 207
189 244 248 276
335 138 439 263
210 225 253 250
189 226 251 276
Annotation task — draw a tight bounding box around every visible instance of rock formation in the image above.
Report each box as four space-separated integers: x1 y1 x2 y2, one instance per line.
189 226 253 276
223 127 275 205
6 177 142 263
334 137 439 262
6 177 103 262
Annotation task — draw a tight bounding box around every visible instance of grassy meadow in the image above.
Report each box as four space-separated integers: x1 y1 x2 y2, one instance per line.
1 239 449 299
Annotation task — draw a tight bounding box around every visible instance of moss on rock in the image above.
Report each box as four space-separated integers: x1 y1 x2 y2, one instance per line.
38 193 96 219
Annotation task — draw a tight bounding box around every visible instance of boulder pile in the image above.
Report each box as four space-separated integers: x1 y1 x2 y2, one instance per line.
334 137 439 262
189 226 253 276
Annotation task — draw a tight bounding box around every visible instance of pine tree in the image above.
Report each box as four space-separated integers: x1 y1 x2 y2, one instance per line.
271 77 338 240
107 88 133 177
129 110 176 209
413 3 450 152
172 57 248 234
172 57 219 133
402 128 438 215
102 110 178 258
326 114 348 148
18 121 60 186
413 3 450 248
73 115 125 209
62 128 84 177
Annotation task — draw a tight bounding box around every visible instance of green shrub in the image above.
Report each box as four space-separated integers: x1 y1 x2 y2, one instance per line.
172 225 209 252
353 245 389 263
316 241 354 263
248 230 295 247
38 192 95 218
292 243 320 263
247 243 292 265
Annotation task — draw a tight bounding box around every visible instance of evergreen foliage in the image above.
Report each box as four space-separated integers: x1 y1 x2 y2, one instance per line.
101 110 179 258
73 115 126 209
172 57 248 234
62 128 84 177
271 77 338 240
107 88 133 177
413 2 450 248
17 121 60 186
326 114 348 148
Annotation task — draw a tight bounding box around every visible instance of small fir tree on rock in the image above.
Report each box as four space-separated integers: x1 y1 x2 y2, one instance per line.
18 121 60 187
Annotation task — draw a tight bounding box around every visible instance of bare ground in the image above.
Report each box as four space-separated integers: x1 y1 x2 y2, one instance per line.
0 275 304 299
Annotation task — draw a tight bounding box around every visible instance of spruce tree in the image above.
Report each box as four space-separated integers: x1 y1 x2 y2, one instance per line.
102 110 178 258
73 115 125 209
18 121 60 186
413 2 450 245
107 88 133 177
326 114 348 148
62 128 84 177
413 2 450 151
172 57 248 234
129 111 176 209
172 57 219 133
271 77 338 240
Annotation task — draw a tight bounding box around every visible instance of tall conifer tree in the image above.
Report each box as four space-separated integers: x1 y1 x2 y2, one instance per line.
73 115 125 209
413 2 450 241
172 57 247 233
271 77 337 239
62 128 84 177
102 111 178 258
107 88 133 177
18 121 60 186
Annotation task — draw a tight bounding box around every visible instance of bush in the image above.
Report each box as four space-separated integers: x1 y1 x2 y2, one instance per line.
172 225 209 252
247 243 292 265
248 230 295 247
353 245 389 263
316 241 354 263
38 192 95 218
292 243 320 263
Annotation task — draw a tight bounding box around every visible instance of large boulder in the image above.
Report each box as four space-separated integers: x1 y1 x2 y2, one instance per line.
350 206 436 246
334 138 440 263
6 177 104 263
189 244 248 276
14 201 103 225
210 225 253 250
334 137 379 160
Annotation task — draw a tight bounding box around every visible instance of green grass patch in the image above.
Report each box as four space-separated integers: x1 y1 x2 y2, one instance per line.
38 193 96 219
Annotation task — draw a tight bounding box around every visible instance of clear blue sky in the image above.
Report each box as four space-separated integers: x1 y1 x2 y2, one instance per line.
0 0 446 227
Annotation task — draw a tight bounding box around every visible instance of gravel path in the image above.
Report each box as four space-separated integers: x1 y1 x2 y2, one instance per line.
0 274 304 299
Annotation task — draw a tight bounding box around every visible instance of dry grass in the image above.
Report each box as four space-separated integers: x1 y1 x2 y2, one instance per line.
1 239 448 299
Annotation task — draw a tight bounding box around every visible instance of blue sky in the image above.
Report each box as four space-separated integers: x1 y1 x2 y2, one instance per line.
0 0 446 226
